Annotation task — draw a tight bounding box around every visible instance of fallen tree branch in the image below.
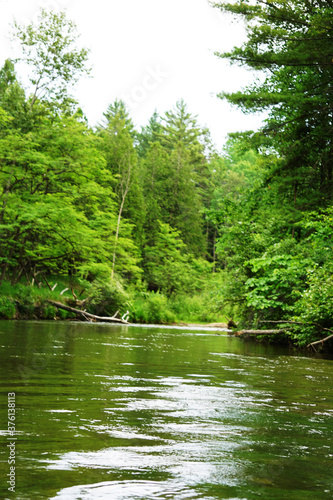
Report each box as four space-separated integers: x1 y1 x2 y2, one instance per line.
47 300 129 324
307 333 333 349
259 319 333 334
258 320 333 350
235 329 289 336
259 320 304 325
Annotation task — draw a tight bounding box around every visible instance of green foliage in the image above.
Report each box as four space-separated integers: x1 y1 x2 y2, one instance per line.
130 288 224 325
1 3 332 349
170 294 218 324
130 292 175 324
292 264 333 345
143 221 212 296
0 296 16 319
136 110 162 158
97 99 142 278
207 1 333 348
213 0 333 208
37 304 57 320
0 108 120 281
86 281 130 317
140 101 211 257
245 251 309 317
14 286 36 318
12 9 90 109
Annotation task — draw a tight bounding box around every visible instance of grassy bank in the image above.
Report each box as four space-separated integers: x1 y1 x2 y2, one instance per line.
129 291 225 325
0 279 226 325
0 280 77 320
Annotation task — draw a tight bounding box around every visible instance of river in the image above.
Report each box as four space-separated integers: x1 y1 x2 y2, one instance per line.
0 321 332 499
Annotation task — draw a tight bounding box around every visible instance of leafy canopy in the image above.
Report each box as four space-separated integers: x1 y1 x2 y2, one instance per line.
12 9 90 109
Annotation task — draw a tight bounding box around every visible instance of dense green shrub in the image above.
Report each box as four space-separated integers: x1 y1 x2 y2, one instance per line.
35 304 57 320
14 286 36 318
0 297 16 319
170 294 217 323
291 265 333 346
86 280 130 317
244 253 310 319
130 292 175 324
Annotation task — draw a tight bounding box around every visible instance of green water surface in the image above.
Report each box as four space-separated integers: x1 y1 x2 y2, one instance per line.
0 321 332 499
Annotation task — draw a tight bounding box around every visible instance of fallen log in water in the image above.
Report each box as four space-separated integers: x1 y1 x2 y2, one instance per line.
234 329 289 336
47 300 129 324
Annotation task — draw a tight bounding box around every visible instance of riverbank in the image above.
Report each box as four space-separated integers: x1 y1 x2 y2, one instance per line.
0 279 226 326
1 280 332 353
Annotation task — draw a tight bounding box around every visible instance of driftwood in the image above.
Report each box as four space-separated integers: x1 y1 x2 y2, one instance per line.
235 329 289 336
47 300 129 324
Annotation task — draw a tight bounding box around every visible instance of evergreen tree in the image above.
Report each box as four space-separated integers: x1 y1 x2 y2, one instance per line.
136 110 162 158
212 0 333 213
209 1 333 343
147 100 211 255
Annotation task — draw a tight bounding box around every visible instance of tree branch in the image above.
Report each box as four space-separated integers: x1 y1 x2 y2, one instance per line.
234 329 289 336
307 333 333 350
47 300 129 324
259 319 333 335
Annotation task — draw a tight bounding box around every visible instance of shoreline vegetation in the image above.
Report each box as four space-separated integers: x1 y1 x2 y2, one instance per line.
0 278 331 354
0 278 228 327
1 6 333 354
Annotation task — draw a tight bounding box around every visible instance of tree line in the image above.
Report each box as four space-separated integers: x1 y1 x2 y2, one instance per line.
0 4 332 349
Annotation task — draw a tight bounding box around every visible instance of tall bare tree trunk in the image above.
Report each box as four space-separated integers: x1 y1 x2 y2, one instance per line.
111 156 132 280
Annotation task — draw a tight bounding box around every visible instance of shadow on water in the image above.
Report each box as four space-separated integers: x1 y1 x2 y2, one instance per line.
0 320 332 499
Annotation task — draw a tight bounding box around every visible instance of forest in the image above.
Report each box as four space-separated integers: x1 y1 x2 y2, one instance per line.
0 2 332 350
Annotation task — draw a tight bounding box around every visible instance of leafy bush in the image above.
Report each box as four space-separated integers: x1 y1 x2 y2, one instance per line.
244 252 310 321
37 304 57 320
86 280 130 317
14 286 36 318
291 264 333 346
0 297 16 319
170 294 217 323
130 292 175 324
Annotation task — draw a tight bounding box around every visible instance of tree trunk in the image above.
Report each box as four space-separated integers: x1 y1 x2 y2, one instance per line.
111 156 132 280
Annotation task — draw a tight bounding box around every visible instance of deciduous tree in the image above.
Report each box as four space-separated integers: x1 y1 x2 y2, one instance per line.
12 9 90 110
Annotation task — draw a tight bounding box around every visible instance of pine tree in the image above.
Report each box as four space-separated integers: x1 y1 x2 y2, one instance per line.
213 0 333 210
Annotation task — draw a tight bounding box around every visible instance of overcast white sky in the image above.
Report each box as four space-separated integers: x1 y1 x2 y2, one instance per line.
0 0 265 151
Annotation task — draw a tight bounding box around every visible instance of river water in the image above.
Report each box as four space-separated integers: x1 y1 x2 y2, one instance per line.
0 321 332 499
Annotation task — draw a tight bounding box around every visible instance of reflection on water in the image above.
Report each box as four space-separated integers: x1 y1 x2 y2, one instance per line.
0 321 332 499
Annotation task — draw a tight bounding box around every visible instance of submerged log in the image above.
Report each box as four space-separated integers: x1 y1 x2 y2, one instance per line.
47 300 129 324
235 329 289 336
